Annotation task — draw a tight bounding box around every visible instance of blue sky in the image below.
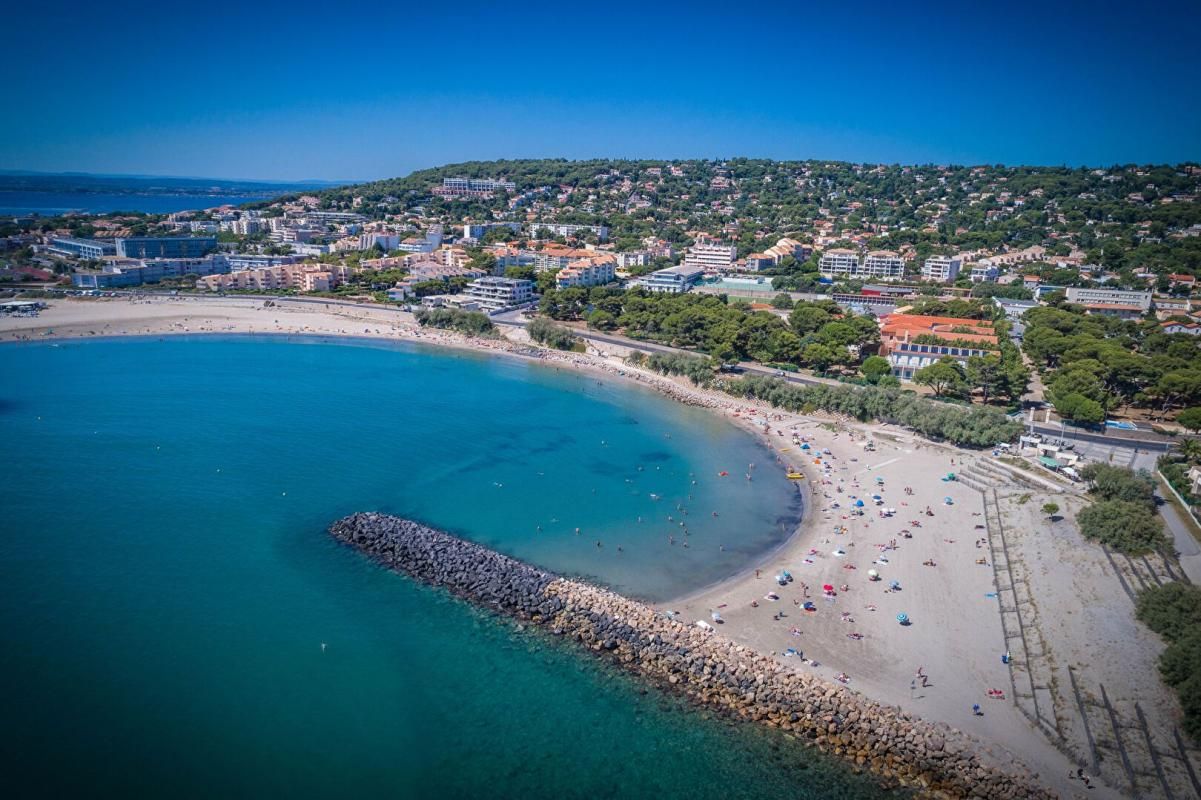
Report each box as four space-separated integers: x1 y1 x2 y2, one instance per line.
4 0 1198 181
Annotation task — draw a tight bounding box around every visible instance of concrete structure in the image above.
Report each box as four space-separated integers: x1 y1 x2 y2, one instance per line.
683 240 737 272
555 255 616 289
226 253 300 270
921 256 962 282
48 237 117 260
1064 287 1152 318
640 264 705 294
463 276 535 312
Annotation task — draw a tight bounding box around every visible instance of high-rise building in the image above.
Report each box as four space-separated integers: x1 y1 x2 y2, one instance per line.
921 256 962 282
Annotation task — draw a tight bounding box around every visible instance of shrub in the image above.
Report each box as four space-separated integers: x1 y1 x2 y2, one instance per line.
1079 463 1157 511
413 307 496 337
1137 582 1201 642
527 318 582 351
1076 499 1165 553
1137 584 1201 743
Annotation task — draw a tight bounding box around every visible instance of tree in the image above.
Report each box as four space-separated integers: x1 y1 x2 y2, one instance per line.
913 358 966 398
1178 407 1201 433
860 355 892 384
1177 437 1201 464
771 293 794 309
1053 392 1105 425
789 304 832 336
1041 502 1059 521
965 354 1006 406
1076 499 1164 553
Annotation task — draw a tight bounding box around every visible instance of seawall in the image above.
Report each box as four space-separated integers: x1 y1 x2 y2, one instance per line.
329 512 1055 799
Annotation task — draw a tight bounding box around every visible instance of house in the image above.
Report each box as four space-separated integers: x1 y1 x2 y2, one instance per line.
1169 274 1197 290
1161 321 1201 336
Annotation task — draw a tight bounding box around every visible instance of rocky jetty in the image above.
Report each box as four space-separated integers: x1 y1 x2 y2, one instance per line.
330 512 1056 799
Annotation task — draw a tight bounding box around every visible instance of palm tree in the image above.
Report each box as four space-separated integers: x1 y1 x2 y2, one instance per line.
1177 438 1201 464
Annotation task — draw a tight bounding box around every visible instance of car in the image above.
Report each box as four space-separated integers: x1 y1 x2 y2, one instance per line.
774 370 786 377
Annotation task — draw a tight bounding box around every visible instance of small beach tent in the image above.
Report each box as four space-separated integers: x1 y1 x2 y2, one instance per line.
855 499 865 507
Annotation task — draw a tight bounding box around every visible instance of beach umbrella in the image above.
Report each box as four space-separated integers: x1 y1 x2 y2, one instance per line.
855 499 864 507
867 569 878 578
822 584 834 592
896 613 909 625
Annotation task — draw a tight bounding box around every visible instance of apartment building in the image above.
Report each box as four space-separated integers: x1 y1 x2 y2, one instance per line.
555 255 616 289
462 222 522 241
463 276 535 312
115 236 217 259
48 236 117 260
682 239 737 272
921 255 962 282
818 248 860 278
862 251 905 280
196 263 350 292
72 254 231 289
763 237 811 263
434 177 517 198
526 245 595 272
615 251 651 269
527 223 610 242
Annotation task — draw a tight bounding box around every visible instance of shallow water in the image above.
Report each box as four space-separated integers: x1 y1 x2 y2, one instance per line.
0 337 891 798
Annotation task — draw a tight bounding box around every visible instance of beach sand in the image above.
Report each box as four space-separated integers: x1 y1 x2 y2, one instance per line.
1 295 1159 798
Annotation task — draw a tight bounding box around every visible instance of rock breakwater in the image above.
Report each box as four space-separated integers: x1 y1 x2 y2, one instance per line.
330 512 1055 799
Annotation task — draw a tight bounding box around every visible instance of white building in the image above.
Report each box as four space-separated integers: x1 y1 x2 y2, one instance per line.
527 223 610 242
862 251 905 280
922 255 962 282
615 251 651 268
464 276 535 312
555 256 617 289
1065 287 1152 317
818 248 860 278
969 263 1000 283
640 264 705 294
683 240 737 272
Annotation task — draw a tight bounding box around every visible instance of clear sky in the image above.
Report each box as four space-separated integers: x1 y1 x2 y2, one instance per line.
4 0 1198 182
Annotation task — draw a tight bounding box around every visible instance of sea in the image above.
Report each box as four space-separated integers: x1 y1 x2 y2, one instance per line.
0 190 279 216
0 337 894 798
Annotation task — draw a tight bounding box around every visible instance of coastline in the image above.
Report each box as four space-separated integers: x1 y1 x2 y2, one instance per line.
0 296 1107 798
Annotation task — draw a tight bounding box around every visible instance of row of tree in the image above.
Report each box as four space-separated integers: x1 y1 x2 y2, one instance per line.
1135 583 1201 741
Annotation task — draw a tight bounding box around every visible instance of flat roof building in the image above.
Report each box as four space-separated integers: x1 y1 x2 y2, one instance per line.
464 276 535 312
640 264 705 294
922 256 962 282
115 237 217 259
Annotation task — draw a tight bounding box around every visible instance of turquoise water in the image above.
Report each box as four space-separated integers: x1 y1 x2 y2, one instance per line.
0 337 890 798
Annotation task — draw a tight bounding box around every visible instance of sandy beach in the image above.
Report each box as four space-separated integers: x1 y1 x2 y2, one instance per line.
6 295 1192 799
